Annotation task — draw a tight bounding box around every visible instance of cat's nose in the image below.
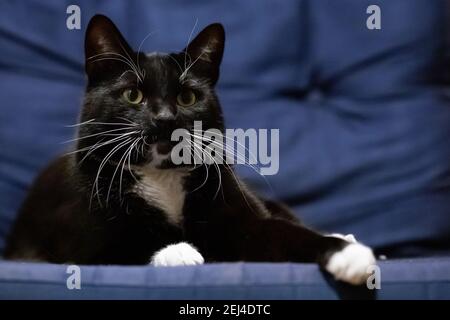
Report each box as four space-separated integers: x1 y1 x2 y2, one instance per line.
152 105 177 131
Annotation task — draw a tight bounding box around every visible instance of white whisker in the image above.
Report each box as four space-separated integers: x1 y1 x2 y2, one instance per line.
184 18 198 72
107 137 141 204
90 138 133 208
64 118 96 127
61 128 138 144
136 30 157 77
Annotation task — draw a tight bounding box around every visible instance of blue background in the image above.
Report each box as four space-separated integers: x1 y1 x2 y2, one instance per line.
0 0 449 256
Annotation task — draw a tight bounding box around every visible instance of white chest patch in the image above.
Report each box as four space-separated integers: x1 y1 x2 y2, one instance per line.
133 166 188 225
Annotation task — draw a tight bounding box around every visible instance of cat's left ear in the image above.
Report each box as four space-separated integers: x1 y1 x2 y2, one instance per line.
181 23 225 85
85 15 134 78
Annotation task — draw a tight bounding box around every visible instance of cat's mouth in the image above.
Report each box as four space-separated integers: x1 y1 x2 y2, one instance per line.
153 141 173 155
141 140 176 168
141 128 187 167
145 133 175 145
144 134 176 158
145 132 172 144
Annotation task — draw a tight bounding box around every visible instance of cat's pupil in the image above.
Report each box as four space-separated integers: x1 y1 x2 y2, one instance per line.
180 91 189 103
180 89 194 104
129 89 139 101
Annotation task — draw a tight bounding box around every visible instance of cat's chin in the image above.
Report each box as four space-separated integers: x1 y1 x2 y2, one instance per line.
140 141 195 171
142 141 208 171
142 143 173 168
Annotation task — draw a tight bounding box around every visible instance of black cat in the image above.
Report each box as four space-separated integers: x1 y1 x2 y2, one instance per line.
4 15 375 285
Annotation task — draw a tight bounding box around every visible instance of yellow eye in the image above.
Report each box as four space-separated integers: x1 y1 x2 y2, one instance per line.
122 88 143 105
176 89 197 107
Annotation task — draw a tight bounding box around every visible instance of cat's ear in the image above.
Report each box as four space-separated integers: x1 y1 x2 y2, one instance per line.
181 23 225 84
85 15 134 77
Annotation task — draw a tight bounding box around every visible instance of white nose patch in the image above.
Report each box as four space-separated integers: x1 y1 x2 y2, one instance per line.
150 242 205 267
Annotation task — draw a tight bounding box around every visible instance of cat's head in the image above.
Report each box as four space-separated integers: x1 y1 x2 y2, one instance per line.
77 15 225 167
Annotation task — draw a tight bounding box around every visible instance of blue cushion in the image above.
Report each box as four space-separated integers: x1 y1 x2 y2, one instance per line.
0 258 449 299
1 0 450 255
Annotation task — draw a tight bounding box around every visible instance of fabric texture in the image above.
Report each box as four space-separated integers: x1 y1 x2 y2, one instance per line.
0 258 449 299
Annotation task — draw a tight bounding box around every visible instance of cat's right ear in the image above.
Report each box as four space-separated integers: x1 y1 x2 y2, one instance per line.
180 23 225 85
85 15 134 78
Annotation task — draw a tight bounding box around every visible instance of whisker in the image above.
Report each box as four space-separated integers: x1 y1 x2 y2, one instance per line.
67 121 137 127
190 132 266 179
194 137 256 211
81 131 139 166
136 30 158 77
189 144 210 192
107 137 141 204
89 55 137 71
184 18 199 72
118 70 137 80
66 133 133 157
119 137 142 199
191 139 222 200
117 41 145 83
90 138 133 208
64 118 96 127
192 129 259 164
167 54 184 74
203 136 273 193
88 51 142 78
115 117 139 126
88 52 142 82
180 51 206 81
61 128 138 144
126 141 141 185
221 161 256 213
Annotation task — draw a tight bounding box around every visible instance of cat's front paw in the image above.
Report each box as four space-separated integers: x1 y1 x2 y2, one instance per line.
327 233 357 244
325 239 376 285
150 242 204 267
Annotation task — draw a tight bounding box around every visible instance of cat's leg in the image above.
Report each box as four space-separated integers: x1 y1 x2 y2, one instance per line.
260 201 375 284
242 218 376 285
150 242 204 267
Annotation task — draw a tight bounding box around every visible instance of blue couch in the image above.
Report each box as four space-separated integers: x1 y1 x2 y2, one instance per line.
1 0 450 299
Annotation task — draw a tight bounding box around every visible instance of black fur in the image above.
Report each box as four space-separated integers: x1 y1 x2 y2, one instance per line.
4 15 348 268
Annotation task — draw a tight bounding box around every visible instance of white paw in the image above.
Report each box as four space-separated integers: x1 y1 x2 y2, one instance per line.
150 242 204 267
325 242 376 285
